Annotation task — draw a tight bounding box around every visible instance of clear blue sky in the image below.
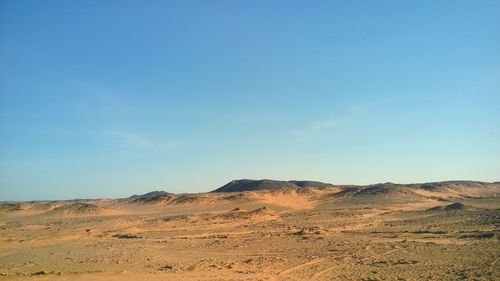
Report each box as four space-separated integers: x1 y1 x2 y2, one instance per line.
1 1 499 200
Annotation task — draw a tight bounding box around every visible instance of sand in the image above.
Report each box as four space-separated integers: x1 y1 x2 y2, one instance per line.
1 184 499 280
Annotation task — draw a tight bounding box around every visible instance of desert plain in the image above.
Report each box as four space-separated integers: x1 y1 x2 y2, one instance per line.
0 180 499 280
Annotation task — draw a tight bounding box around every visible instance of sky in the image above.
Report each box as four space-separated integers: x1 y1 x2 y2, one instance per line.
1 1 499 201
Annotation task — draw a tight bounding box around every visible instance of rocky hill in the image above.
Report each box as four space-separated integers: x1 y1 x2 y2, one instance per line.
211 179 334 193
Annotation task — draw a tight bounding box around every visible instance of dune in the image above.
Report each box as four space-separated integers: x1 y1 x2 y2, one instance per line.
2 180 499 280
45 202 112 216
169 194 211 205
215 192 260 203
161 206 278 227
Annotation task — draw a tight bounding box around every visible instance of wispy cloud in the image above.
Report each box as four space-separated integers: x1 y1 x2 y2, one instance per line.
99 129 181 150
294 105 363 139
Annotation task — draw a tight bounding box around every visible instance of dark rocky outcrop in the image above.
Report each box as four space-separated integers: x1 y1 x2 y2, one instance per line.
211 179 333 193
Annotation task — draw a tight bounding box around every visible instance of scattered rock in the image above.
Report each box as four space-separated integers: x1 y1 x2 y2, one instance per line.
112 234 142 239
294 227 323 236
458 232 495 239
361 277 380 281
159 264 173 271
427 202 474 212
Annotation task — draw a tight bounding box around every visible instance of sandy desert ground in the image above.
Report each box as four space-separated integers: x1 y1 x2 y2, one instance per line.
0 181 499 280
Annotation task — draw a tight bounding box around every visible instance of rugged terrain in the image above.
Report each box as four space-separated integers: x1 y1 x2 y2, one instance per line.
0 180 499 280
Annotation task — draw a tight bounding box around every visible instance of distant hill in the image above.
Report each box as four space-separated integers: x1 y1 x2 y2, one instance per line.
354 182 403 196
411 181 490 190
129 191 173 200
211 179 333 193
323 181 500 206
0 202 23 212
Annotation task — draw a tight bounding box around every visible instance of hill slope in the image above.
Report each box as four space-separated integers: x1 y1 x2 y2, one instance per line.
46 202 108 216
211 179 333 193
